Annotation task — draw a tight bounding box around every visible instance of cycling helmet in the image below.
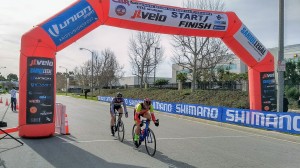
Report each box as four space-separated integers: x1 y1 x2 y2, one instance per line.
116 92 122 98
144 98 151 105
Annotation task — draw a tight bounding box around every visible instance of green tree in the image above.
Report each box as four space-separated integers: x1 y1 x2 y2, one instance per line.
176 72 188 83
7 73 18 81
154 79 169 86
0 75 5 81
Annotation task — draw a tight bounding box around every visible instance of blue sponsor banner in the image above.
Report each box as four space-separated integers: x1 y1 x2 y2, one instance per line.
173 103 222 121
97 96 113 102
223 108 300 134
41 0 98 46
98 96 300 134
98 97 221 121
152 100 173 113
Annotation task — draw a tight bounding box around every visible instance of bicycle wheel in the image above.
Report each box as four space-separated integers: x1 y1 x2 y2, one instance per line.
117 120 125 142
131 124 136 142
145 128 156 156
132 124 142 147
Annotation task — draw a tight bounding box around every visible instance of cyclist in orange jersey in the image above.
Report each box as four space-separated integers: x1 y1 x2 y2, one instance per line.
133 98 159 147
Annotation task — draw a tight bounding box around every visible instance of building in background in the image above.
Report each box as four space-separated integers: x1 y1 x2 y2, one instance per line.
171 44 300 83
118 76 171 86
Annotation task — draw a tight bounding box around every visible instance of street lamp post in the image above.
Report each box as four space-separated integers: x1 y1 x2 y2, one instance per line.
154 47 160 83
59 66 68 96
79 48 94 97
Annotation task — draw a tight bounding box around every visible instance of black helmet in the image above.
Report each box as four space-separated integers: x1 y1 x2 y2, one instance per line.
144 98 151 105
116 92 122 98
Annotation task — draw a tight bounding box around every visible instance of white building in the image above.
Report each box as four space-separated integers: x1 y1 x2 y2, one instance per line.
171 44 300 83
118 76 171 86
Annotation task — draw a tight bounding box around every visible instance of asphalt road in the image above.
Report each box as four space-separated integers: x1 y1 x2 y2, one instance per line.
1 94 300 168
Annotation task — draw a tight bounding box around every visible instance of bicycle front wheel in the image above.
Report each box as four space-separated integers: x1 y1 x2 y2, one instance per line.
145 128 156 156
117 120 125 142
132 124 136 142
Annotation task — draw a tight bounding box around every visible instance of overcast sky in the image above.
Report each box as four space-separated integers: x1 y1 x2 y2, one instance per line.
0 0 299 79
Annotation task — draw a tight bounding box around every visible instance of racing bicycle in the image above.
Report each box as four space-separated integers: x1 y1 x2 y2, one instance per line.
113 111 125 142
132 119 158 156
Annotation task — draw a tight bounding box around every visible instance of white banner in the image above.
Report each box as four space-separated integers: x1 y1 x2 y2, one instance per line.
109 0 228 31
234 24 268 62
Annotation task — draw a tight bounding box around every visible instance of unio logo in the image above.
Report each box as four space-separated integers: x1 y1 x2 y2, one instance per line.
48 5 93 37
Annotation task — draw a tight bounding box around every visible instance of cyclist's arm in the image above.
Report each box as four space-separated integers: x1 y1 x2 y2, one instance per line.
121 98 128 113
110 98 116 114
149 105 156 122
134 104 142 124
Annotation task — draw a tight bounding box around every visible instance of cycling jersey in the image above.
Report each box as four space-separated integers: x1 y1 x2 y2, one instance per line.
110 97 127 115
134 103 156 124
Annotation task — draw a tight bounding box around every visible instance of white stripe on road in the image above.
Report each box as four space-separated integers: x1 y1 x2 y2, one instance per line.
61 135 259 144
157 135 260 140
62 139 117 144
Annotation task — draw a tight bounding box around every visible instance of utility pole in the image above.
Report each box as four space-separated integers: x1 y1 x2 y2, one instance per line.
59 66 68 96
276 0 284 112
154 47 160 83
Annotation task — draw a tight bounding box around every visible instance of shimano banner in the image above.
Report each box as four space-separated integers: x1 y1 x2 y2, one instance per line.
223 108 300 134
98 96 300 135
98 96 222 121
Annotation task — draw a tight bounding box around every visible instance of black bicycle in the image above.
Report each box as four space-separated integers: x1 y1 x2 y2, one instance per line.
132 119 158 156
113 112 125 142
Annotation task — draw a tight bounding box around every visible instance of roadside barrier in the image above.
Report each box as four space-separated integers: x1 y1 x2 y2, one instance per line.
98 96 300 135
55 103 70 135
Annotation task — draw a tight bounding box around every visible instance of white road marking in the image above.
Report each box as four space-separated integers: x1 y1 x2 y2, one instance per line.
61 135 259 144
157 135 260 140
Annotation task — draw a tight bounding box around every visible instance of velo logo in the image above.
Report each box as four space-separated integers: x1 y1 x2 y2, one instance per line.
29 59 53 67
131 10 167 22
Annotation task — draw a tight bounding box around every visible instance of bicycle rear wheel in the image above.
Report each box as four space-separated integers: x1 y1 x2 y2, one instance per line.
117 120 125 142
145 128 156 156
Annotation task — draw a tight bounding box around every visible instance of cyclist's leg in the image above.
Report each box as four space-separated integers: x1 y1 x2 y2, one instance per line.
143 112 151 124
118 107 124 120
134 113 142 146
135 113 142 134
110 108 116 135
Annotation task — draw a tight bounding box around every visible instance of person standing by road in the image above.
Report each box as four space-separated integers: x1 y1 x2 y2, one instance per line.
9 87 17 111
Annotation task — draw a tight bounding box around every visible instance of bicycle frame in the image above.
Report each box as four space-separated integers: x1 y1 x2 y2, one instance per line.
139 120 150 141
133 119 157 156
113 111 125 142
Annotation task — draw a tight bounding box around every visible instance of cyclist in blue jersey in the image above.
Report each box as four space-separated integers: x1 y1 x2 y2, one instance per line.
110 92 128 136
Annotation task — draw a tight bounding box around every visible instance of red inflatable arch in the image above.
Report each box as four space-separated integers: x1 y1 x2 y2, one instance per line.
19 0 275 137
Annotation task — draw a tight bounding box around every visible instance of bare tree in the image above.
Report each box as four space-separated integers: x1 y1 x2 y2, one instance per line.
73 63 91 89
128 31 163 88
73 49 124 91
172 0 231 92
94 48 124 89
